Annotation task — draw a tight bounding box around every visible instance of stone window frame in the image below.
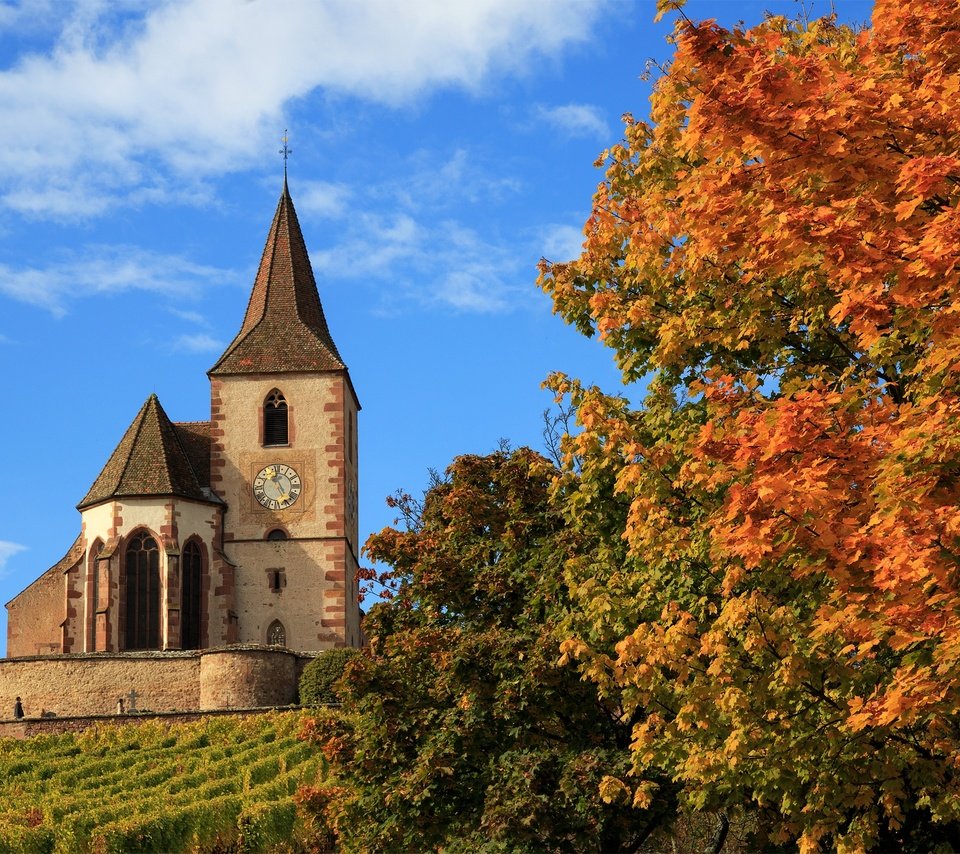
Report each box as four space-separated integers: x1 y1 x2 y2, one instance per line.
121 528 162 651
265 567 286 593
86 538 104 653
267 619 286 646
180 536 206 650
262 388 290 447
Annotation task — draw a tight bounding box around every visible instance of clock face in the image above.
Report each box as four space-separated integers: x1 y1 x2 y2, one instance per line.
253 463 302 511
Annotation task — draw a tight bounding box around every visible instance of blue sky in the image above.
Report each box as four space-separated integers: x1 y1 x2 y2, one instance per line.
0 0 874 644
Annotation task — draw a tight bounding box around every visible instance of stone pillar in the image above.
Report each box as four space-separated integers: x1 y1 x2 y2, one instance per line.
164 546 181 650
96 538 120 652
61 564 82 653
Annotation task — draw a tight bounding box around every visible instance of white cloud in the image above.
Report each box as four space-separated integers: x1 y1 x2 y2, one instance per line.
170 332 224 354
536 103 610 138
0 246 238 315
540 223 585 263
167 307 210 327
390 148 522 211
313 211 526 314
0 0 605 217
297 181 353 219
0 541 27 578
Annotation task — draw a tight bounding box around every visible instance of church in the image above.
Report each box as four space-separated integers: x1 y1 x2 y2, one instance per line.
5 180 362 663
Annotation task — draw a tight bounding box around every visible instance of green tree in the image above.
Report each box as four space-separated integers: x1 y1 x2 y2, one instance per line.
300 448 670 852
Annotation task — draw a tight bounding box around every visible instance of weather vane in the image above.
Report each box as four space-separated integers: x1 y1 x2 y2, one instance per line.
279 130 292 178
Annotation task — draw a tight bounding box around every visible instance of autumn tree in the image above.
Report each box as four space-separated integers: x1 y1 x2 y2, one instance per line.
300 449 669 852
539 1 960 851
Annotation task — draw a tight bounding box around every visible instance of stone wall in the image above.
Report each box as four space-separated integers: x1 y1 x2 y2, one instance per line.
0 646 311 720
6 553 70 659
199 648 298 709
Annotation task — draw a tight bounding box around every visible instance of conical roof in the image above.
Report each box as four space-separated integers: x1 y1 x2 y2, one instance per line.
209 180 345 375
77 394 213 509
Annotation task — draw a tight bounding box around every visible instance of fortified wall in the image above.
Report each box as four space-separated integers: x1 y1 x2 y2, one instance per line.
0 645 310 719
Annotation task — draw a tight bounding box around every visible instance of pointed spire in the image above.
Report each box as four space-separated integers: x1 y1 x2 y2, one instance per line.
78 394 212 509
210 182 345 375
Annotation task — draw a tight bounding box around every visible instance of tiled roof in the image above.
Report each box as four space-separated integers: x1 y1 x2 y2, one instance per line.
77 395 214 509
209 180 346 375
173 421 212 487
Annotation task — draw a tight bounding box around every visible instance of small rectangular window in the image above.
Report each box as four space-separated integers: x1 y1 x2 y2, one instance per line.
268 569 283 592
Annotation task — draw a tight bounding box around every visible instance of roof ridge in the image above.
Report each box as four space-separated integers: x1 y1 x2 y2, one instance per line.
114 396 152 497
151 398 174 496
5 535 82 608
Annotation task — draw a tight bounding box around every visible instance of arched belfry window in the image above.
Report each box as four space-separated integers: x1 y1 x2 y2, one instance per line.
267 620 286 647
182 540 203 650
266 529 288 541
124 532 160 650
264 390 288 446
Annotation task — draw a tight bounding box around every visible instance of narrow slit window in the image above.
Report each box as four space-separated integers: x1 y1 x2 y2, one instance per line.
263 390 288 446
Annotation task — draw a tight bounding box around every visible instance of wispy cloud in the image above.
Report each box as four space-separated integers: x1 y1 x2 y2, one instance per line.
296 181 352 218
389 149 522 211
167 307 211 327
0 246 238 316
0 0 604 218
295 142 542 314
313 212 527 314
540 223 585 263
170 333 224 354
536 103 610 138
0 541 27 578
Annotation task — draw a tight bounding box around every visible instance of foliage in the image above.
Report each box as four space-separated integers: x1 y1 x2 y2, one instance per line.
299 647 364 705
300 448 669 852
0 712 323 853
538 1 960 851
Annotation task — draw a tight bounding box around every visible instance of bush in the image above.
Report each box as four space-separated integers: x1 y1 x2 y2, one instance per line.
298 648 362 705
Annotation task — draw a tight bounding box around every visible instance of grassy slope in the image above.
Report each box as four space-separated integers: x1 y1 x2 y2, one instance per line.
0 711 325 854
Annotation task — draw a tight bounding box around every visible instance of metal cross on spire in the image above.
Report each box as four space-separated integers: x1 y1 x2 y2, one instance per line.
279 129 292 179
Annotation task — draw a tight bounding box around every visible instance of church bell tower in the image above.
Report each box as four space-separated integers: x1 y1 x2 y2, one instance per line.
208 179 361 650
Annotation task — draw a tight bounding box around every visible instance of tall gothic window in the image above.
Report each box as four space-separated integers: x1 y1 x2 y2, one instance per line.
267 619 286 646
263 389 288 446
182 540 202 650
124 532 160 650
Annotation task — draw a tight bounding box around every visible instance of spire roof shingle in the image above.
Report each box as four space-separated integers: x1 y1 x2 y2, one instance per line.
209 180 345 375
77 395 213 510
